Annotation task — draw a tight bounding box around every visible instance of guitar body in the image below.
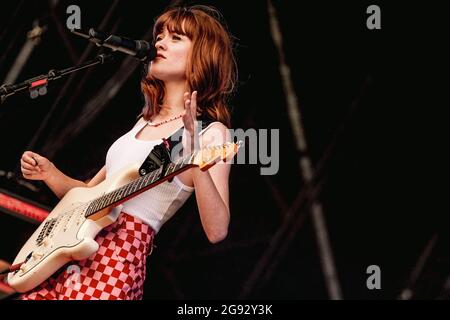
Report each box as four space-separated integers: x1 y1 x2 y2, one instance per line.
6 141 241 294
7 163 141 293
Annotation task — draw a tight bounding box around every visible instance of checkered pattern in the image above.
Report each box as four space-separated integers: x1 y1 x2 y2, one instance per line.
19 212 155 300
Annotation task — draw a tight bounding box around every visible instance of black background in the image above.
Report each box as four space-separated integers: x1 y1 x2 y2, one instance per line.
0 1 444 300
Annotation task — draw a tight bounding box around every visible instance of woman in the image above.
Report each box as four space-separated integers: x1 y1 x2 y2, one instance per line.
17 5 237 300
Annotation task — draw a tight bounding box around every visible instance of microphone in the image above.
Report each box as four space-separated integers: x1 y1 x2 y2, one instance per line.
71 28 156 62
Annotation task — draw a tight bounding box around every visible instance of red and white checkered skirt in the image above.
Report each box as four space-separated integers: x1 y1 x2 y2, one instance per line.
19 212 155 300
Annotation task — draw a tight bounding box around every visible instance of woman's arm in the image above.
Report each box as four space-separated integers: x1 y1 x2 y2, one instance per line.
21 151 106 199
182 91 233 243
192 123 232 243
44 165 106 199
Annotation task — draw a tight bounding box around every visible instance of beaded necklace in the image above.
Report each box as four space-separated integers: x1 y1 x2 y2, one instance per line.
146 113 184 127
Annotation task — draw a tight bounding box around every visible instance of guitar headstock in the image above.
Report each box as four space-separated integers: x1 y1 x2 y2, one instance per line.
193 141 243 170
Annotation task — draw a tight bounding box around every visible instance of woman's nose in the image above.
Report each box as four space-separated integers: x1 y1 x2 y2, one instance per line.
155 41 166 51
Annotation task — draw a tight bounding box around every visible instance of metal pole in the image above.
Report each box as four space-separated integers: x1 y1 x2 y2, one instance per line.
266 0 342 299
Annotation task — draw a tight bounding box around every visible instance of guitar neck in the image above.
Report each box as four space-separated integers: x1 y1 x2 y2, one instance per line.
84 151 197 218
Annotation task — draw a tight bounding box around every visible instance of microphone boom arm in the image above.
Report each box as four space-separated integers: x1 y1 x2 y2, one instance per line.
0 53 114 104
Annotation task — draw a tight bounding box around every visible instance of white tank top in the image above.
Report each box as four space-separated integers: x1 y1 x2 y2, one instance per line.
105 119 218 233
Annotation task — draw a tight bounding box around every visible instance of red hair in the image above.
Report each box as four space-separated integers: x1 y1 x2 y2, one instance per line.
140 5 237 128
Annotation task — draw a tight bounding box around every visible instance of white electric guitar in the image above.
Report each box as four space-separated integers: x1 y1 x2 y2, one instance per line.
7 141 242 293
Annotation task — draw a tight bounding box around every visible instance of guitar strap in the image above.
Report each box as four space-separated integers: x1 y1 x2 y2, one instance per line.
138 118 215 176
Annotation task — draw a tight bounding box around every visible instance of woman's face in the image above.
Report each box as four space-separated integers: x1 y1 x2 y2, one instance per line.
149 26 192 82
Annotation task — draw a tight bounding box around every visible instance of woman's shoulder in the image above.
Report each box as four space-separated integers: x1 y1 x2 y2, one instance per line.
198 115 228 131
200 121 231 144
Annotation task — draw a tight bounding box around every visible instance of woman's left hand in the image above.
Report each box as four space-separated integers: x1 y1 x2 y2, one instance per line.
182 91 200 154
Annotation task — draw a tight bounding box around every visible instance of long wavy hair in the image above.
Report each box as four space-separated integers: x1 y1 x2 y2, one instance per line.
141 5 237 128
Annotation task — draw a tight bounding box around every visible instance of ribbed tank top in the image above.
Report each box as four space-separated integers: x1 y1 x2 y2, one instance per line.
105 119 218 233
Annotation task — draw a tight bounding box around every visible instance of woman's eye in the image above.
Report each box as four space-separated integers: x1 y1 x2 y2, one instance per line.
173 35 181 40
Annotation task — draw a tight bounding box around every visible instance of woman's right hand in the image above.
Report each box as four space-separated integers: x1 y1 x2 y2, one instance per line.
20 151 53 181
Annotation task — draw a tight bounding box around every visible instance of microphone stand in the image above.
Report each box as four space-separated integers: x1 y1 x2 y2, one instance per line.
0 53 115 104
